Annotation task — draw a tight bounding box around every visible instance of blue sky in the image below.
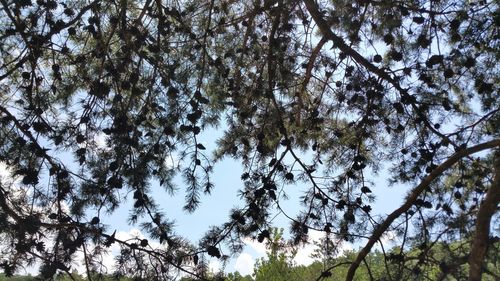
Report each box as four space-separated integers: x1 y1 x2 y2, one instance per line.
96 124 409 276
0 124 408 277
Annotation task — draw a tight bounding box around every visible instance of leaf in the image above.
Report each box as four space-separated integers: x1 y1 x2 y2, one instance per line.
413 16 425 24
269 190 276 200
167 87 179 98
89 81 110 98
361 186 372 193
207 246 221 258
443 68 454 78
22 169 39 185
393 102 405 114
383 33 394 45
257 229 270 243
362 205 372 213
254 188 265 198
104 230 116 247
90 217 100 224
321 271 332 277
426 55 444 67
391 50 403 61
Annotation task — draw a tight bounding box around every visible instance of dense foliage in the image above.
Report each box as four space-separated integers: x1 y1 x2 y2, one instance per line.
0 272 134 281
0 272 136 281
0 0 498 280
227 228 499 281
7 229 497 280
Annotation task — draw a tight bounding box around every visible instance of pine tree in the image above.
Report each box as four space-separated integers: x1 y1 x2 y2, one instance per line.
0 0 498 280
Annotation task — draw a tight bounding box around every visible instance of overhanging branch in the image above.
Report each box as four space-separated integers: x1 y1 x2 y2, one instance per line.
302 0 459 148
468 149 500 281
345 139 500 281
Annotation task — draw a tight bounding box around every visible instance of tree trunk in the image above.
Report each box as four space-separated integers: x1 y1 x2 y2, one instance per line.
342 140 500 281
468 149 500 281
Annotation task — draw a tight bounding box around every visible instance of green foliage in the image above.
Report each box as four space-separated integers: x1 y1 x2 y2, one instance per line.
1 238 498 280
0 273 36 281
248 238 500 281
225 272 253 281
0 272 136 281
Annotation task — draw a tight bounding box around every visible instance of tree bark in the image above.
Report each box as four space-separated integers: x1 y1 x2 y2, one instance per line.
468 149 500 281
341 139 500 281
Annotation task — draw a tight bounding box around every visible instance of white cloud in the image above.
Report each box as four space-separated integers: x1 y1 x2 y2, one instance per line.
236 231 353 274
293 230 325 266
94 132 108 149
0 161 10 179
375 230 397 250
100 250 117 272
293 244 316 266
208 258 222 273
381 230 396 243
72 228 162 276
72 241 117 274
241 237 267 256
115 228 145 241
0 161 20 184
234 253 255 276
164 152 179 170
